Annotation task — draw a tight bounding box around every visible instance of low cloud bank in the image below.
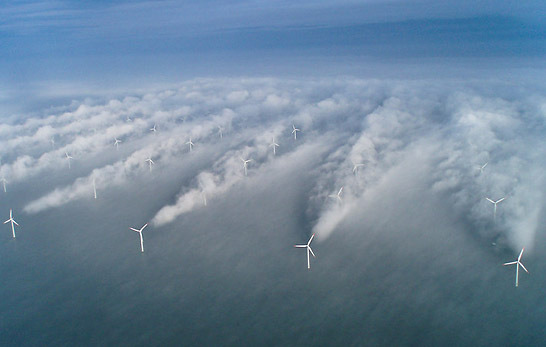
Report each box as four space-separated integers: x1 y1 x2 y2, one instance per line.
7 77 544 251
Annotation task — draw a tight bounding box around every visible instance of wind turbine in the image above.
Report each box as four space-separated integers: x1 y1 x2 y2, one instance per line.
328 186 343 203
217 126 224 139
126 115 132 122
65 152 73 169
92 178 97 199
270 138 279 155
150 124 157 133
1 177 6 193
114 138 122 150
292 124 301 140
352 161 365 175
486 196 506 220
240 157 252 176
4 209 19 238
129 223 148 252
294 233 316 269
202 192 207 206
50 137 55 147
186 138 194 152
479 162 488 174
145 157 155 172
503 247 529 287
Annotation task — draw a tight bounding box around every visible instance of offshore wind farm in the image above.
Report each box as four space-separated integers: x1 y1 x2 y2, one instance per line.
1 1 546 346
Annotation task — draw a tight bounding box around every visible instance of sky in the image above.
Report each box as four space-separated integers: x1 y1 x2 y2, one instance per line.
1 0 546 113
1 1 546 346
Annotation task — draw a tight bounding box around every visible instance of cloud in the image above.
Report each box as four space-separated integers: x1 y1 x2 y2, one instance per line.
9 77 545 253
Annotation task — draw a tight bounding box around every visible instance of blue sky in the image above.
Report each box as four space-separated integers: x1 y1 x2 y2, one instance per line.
1 0 545 113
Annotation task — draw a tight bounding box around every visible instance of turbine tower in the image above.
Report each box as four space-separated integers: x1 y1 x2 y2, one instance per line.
503 247 529 287
270 138 279 155
4 209 19 238
292 124 301 140
1 177 7 193
129 223 148 252
294 234 316 269
92 178 97 199
240 157 252 176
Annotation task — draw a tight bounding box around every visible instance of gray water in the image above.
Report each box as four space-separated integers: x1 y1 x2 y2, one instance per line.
1 149 545 346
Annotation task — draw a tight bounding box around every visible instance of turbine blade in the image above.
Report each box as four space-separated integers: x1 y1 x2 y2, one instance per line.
486 198 495 204
130 228 139 232
519 262 529 273
503 261 517 266
518 247 524 261
294 245 306 248
308 246 316 258
497 197 506 203
3 220 9 224
141 223 148 230
308 233 315 244
13 220 19 226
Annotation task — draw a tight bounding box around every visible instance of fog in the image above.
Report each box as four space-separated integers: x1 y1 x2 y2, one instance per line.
1 77 546 345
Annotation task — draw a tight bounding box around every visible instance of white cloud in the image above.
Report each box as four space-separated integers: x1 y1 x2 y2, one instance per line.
8 77 545 253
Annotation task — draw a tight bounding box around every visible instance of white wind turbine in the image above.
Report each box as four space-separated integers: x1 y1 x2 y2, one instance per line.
129 223 148 252
503 247 529 287
292 124 301 140
328 186 343 203
186 138 194 152
479 162 488 174
150 124 157 133
270 138 279 155
240 157 252 176
486 196 506 220
294 234 316 269
145 157 155 172
217 126 224 139
352 161 365 175
4 209 19 238
50 137 55 147
1 177 6 193
65 152 73 169
114 138 122 150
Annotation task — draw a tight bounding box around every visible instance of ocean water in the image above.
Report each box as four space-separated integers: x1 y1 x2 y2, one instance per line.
1 141 545 346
